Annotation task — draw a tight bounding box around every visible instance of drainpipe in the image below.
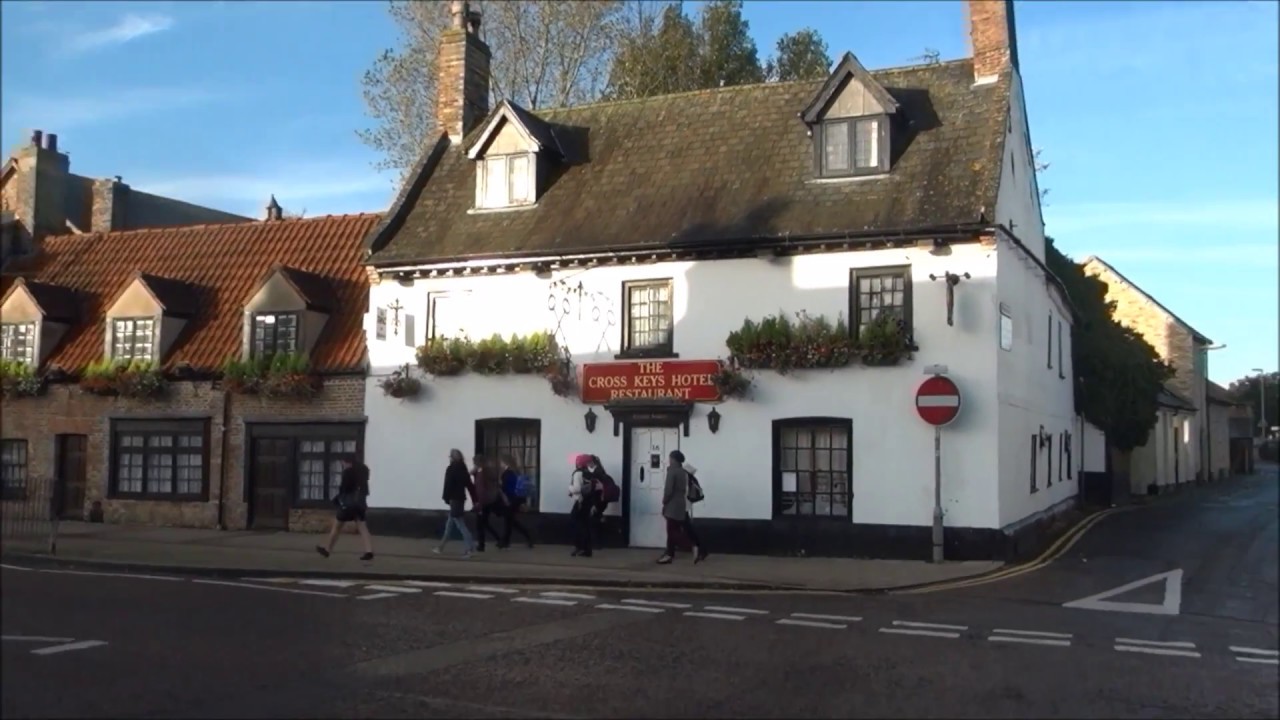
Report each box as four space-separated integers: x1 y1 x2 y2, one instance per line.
216 384 232 530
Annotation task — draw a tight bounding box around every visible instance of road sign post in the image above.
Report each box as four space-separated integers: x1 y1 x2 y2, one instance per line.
916 372 962 564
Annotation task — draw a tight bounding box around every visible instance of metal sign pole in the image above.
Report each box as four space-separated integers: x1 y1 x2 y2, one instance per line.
932 425 943 564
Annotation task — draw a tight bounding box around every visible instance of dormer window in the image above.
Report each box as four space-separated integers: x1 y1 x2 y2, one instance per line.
111 318 155 361
801 52 900 180
821 117 886 176
480 153 533 209
1 322 35 365
252 312 299 358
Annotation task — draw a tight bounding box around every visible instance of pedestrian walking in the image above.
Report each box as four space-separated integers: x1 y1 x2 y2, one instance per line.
435 448 475 557
315 458 375 561
499 454 535 549
682 461 709 562
569 453 598 557
471 454 506 552
657 450 705 564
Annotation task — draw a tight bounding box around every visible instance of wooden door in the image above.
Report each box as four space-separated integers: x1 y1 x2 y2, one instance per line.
250 438 292 530
55 434 87 520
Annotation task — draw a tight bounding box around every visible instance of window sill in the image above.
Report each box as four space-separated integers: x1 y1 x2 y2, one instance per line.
614 350 679 361
468 203 538 215
294 500 337 510
806 172 889 185
109 493 209 503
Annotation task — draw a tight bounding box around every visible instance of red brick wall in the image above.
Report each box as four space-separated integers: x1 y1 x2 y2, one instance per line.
1 375 366 532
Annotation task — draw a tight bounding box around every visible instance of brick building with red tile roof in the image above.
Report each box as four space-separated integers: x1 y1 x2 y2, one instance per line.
1 210 378 532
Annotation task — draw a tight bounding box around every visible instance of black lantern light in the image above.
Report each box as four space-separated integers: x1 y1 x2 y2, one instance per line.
707 407 721 434
584 407 598 434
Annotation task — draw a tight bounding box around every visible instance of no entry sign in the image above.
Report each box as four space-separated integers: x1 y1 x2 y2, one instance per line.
916 375 962 426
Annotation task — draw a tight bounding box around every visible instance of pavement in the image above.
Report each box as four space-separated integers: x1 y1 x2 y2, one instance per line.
2 467 1276 719
0 518 1005 592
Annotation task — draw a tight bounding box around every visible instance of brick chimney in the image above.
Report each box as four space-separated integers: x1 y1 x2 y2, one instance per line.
436 0 491 142
91 176 130 233
4 129 71 257
967 0 1020 83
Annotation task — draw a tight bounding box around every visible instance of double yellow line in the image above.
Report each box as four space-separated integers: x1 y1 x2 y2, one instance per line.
893 505 1137 595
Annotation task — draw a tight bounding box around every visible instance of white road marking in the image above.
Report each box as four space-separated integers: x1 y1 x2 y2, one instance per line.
621 599 691 609
358 593 401 600
703 605 768 615
38 568 181 582
466 585 519 594
684 611 746 621
1114 638 1196 649
514 597 577 607
879 628 961 639
1114 645 1201 658
893 620 968 631
1237 657 1280 665
248 577 298 583
190 579 346 597
401 580 453 588
1230 646 1280 656
31 640 108 656
777 618 847 629
791 613 862 623
0 563 32 571
365 585 422 593
988 635 1072 647
540 591 597 600
596 603 664 613
298 579 359 588
2 635 75 643
991 628 1073 639
1063 569 1183 616
435 591 494 599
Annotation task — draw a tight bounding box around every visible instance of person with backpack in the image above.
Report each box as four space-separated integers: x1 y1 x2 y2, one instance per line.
498 454 535 549
657 450 706 564
682 461 708 562
585 454 621 525
568 453 598 557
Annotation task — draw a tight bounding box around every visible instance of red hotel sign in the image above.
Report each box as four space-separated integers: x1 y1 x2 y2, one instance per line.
580 360 722 404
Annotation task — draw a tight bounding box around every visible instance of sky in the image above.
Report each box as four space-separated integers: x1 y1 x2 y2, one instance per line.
1 0 1276 385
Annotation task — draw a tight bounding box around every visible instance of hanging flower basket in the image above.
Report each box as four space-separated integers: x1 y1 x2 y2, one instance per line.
379 364 422 399
545 356 577 398
0 360 44 399
712 362 752 399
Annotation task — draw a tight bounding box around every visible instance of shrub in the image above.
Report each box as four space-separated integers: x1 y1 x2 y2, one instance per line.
0 360 43 399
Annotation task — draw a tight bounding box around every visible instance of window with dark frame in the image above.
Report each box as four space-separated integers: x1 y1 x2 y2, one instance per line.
1 322 36 365
251 312 299 358
820 116 886 177
1046 313 1053 369
1058 320 1065 379
297 436 360 503
111 318 156 361
850 266 912 337
1029 434 1038 493
622 280 674 355
775 420 852 519
1 439 27 499
111 421 207 499
476 419 541 511
1047 435 1053 487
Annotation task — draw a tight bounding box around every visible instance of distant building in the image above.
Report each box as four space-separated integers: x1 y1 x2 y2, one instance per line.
1 130 250 267
358 0 1080 561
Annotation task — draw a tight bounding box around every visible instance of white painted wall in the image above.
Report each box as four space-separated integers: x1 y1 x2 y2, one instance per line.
993 229 1077 528
993 72 1047 264
1080 419 1106 473
365 244 1010 530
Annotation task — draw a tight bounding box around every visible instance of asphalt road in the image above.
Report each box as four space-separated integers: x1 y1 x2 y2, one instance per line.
2 470 1277 719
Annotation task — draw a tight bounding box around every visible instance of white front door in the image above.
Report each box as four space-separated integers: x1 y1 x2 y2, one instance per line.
629 427 679 549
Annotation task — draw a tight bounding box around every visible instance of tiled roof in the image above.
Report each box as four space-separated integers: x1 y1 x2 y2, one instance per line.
0 214 379 374
272 265 338 313
368 59 1009 266
1158 385 1198 412
133 273 201 318
1208 380 1243 406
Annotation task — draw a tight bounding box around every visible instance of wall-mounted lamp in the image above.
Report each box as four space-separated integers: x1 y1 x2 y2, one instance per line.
707 407 722 434
584 407 598 434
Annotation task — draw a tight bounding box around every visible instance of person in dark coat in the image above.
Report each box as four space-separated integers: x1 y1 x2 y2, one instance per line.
499 454 534 549
657 449 704 564
435 448 475 557
471 454 506 552
315 458 374 560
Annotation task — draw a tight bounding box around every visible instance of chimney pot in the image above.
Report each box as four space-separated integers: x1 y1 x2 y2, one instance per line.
45 133 58 152
436 2 492 141
450 0 466 29
113 175 123 183
31 130 43 147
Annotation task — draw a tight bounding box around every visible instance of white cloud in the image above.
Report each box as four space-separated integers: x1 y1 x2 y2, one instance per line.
1046 199 1280 235
5 87 226 131
62 13 174 55
133 163 397 217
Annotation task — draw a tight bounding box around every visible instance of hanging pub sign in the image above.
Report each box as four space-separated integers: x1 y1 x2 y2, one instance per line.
580 360 722 404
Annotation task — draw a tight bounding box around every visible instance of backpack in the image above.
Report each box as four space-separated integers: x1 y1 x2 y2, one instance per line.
513 474 534 499
596 470 620 504
687 472 705 504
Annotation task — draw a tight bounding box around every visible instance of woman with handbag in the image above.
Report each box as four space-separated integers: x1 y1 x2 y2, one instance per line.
315 458 375 561
435 449 476 557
